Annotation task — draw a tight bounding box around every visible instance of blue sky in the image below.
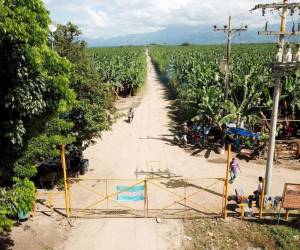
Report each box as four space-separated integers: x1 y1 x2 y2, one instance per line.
44 0 284 39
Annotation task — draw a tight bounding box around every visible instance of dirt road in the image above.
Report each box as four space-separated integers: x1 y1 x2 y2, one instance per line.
7 51 300 250
59 53 186 250
59 52 300 250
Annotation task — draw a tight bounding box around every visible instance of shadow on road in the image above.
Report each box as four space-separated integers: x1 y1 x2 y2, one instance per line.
139 136 175 145
160 179 224 198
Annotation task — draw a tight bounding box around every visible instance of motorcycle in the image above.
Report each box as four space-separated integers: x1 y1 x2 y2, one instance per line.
128 112 134 123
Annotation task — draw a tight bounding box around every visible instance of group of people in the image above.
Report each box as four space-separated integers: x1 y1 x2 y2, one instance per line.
179 121 215 147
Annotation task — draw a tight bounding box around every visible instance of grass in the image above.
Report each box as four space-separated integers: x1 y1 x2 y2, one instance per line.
183 218 300 250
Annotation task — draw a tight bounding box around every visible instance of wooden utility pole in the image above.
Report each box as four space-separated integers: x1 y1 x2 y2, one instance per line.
213 17 248 101
223 144 231 219
61 145 71 217
252 0 300 195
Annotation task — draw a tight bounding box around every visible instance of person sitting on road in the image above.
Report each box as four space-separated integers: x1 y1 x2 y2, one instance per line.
229 158 241 184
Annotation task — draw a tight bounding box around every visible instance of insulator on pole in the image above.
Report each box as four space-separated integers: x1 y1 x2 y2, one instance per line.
275 43 283 63
294 42 300 62
265 21 269 32
286 47 293 63
292 23 296 33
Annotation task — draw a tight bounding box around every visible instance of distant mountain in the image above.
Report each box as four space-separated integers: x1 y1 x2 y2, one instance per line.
85 22 298 47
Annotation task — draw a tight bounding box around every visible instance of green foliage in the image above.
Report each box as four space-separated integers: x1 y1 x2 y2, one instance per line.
0 178 35 233
185 218 300 250
150 45 227 123
181 42 191 46
0 0 75 180
0 0 74 233
149 44 299 130
0 0 49 46
52 23 115 149
52 22 86 62
266 225 300 250
86 47 147 96
13 118 75 178
220 74 266 128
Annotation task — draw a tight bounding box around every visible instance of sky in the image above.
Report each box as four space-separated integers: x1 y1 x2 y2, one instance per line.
44 0 287 39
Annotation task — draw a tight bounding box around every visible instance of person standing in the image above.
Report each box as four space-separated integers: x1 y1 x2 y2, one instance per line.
254 176 263 207
229 158 241 184
182 122 189 145
248 176 263 210
182 122 188 135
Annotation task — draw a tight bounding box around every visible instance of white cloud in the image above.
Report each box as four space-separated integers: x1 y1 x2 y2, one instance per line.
44 0 283 39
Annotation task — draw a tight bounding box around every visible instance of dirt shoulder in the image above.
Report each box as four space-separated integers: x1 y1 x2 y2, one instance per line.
183 218 300 250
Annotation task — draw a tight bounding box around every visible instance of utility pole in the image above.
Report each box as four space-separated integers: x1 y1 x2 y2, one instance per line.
213 17 248 101
252 0 300 195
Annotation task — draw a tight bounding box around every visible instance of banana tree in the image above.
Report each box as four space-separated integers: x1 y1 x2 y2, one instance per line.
283 72 300 119
220 75 264 129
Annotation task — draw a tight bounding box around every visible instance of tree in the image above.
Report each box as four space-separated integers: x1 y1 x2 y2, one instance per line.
0 0 75 232
52 22 86 62
52 23 115 150
0 0 75 180
220 75 261 128
181 42 191 46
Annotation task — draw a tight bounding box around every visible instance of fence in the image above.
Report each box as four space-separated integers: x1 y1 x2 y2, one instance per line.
59 176 225 219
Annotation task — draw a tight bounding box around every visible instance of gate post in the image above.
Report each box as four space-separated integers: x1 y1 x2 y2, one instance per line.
106 179 108 209
144 179 148 217
259 177 266 219
48 193 53 215
68 182 72 216
223 144 231 219
61 145 70 218
184 179 187 220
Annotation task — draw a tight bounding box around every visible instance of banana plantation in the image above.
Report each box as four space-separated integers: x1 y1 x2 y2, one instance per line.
149 45 300 133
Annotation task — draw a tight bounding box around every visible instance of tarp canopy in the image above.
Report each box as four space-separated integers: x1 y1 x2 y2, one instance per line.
226 128 259 139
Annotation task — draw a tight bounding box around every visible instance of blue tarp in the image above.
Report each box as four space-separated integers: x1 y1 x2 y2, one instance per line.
226 128 259 139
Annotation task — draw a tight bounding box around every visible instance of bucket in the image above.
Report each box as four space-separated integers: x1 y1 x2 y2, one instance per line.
18 210 30 220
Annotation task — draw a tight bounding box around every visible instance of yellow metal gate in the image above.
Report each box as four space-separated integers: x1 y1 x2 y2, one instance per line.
33 146 227 219
35 176 225 219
